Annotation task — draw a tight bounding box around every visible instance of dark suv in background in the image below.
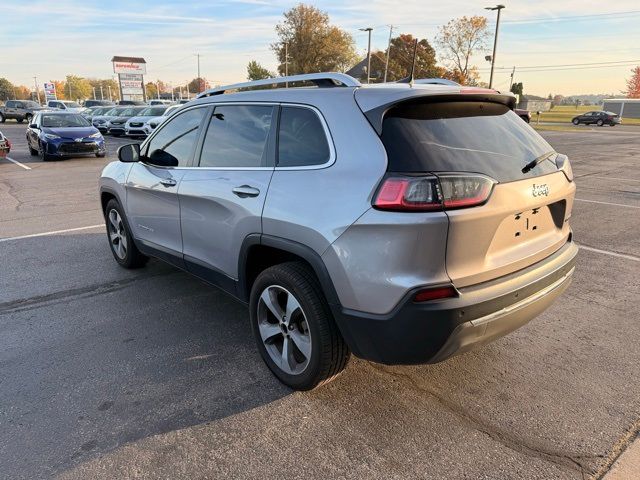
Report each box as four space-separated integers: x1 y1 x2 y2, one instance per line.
0 100 44 123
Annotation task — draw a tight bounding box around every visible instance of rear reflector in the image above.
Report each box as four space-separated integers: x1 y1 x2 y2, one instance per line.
414 285 458 302
374 174 495 212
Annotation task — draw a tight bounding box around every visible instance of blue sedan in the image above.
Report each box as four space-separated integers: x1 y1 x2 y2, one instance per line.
26 111 106 161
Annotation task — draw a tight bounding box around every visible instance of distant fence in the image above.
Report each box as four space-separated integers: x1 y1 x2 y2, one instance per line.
602 99 640 119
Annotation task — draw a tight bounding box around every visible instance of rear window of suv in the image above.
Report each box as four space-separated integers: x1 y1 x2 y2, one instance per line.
381 101 558 182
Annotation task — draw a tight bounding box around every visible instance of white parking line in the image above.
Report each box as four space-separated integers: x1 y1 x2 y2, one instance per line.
578 244 640 262
575 198 640 209
0 224 104 243
3 156 32 170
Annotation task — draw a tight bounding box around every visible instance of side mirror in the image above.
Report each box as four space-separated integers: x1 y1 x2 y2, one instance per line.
118 143 140 163
29 123 38 129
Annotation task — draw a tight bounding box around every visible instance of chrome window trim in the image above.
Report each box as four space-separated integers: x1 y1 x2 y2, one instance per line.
138 102 336 172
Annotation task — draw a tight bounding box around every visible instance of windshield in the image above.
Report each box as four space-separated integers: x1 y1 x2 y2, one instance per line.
42 114 90 128
381 101 558 183
62 101 81 108
140 107 168 116
117 107 145 116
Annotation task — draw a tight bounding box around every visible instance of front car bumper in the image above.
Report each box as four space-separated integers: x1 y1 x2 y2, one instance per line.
45 139 106 157
333 240 578 365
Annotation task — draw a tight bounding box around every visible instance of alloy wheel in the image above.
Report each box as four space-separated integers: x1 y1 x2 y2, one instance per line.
107 209 128 260
257 285 312 375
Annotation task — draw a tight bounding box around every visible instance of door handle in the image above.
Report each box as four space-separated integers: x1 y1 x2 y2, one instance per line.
232 185 260 198
160 178 177 187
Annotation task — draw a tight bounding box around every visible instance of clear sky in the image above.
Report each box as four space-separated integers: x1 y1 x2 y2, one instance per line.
2 0 639 96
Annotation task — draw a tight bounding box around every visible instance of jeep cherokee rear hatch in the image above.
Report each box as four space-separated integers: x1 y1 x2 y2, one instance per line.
357 90 575 288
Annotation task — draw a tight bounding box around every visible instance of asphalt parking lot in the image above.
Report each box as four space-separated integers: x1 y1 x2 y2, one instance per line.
1 122 639 479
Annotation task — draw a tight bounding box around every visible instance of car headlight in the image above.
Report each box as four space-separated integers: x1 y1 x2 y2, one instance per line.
89 132 102 139
44 133 60 140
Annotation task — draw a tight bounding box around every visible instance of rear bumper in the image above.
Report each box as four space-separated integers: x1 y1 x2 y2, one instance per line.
333 239 578 365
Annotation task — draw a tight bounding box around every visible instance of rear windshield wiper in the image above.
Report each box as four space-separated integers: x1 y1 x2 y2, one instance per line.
522 151 556 174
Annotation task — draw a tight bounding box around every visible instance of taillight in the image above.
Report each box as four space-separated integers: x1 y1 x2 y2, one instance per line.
373 174 495 211
413 285 458 302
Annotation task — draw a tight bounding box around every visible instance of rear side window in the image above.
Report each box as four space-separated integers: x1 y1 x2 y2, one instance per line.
199 105 274 168
381 101 558 182
277 106 330 167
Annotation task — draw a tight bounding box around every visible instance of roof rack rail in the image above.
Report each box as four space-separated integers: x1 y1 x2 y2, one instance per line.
197 72 361 98
413 78 461 86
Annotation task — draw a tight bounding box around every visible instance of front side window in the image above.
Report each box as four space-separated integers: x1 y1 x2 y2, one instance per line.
277 106 330 167
145 107 206 167
6 101 15 108
199 105 274 168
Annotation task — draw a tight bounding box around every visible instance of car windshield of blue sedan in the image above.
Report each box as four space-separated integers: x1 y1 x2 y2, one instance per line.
42 114 90 128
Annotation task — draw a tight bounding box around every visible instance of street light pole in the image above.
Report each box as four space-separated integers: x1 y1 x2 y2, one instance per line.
509 66 515 90
33 76 41 104
384 25 394 83
485 4 505 89
359 27 373 84
196 53 202 92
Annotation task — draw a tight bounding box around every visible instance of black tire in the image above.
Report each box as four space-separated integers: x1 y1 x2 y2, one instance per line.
29 145 38 156
96 152 106 158
104 199 148 269
597 119 604 127
25 114 32 123
39 142 51 161
250 262 350 390
572 118 579 125
16 118 24 124
0 113 5 123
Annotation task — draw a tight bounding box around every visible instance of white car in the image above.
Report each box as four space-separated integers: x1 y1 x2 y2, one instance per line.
124 105 173 137
127 104 181 137
46 100 88 114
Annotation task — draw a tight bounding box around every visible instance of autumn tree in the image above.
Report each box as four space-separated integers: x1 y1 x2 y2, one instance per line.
436 16 490 85
247 60 275 81
625 66 640 98
64 75 92 101
187 77 210 94
271 4 357 75
0 78 15 101
364 35 442 82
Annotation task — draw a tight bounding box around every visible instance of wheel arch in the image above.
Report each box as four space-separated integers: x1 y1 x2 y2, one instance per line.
238 234 341 308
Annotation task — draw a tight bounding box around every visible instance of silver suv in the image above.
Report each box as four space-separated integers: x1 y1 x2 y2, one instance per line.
99 73 577 390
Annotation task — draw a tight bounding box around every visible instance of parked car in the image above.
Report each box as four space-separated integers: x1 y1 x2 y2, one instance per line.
99 73 577 390
117 100 147 106
84 100 115 108
571 110 620 126
124 105 171 137
83 106 114 122
0 130 10 157
514 108 531 123
106 106 147 136
46 100 87 113
142 104 182 135
91 107 124 133
0 100 45 123
26 111 105 161
178 99 191 104
148 99 174 106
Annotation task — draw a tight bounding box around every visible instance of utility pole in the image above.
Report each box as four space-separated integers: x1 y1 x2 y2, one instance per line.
509 66 515 90
359 27 373 83
33 76 41 104
384 25 394 83
284 42 289 88
92 87 96 100
195 53 202 92
100 85 104 100
157 81 161 99
68 81 72 101
485 4 505 89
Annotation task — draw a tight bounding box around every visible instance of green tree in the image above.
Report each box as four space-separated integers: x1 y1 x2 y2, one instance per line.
379 34 442 82
64 75 92 101
247 60 275 81
0 78 16 101
510 82 524 96
271 4 357 75
436 16 490 85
